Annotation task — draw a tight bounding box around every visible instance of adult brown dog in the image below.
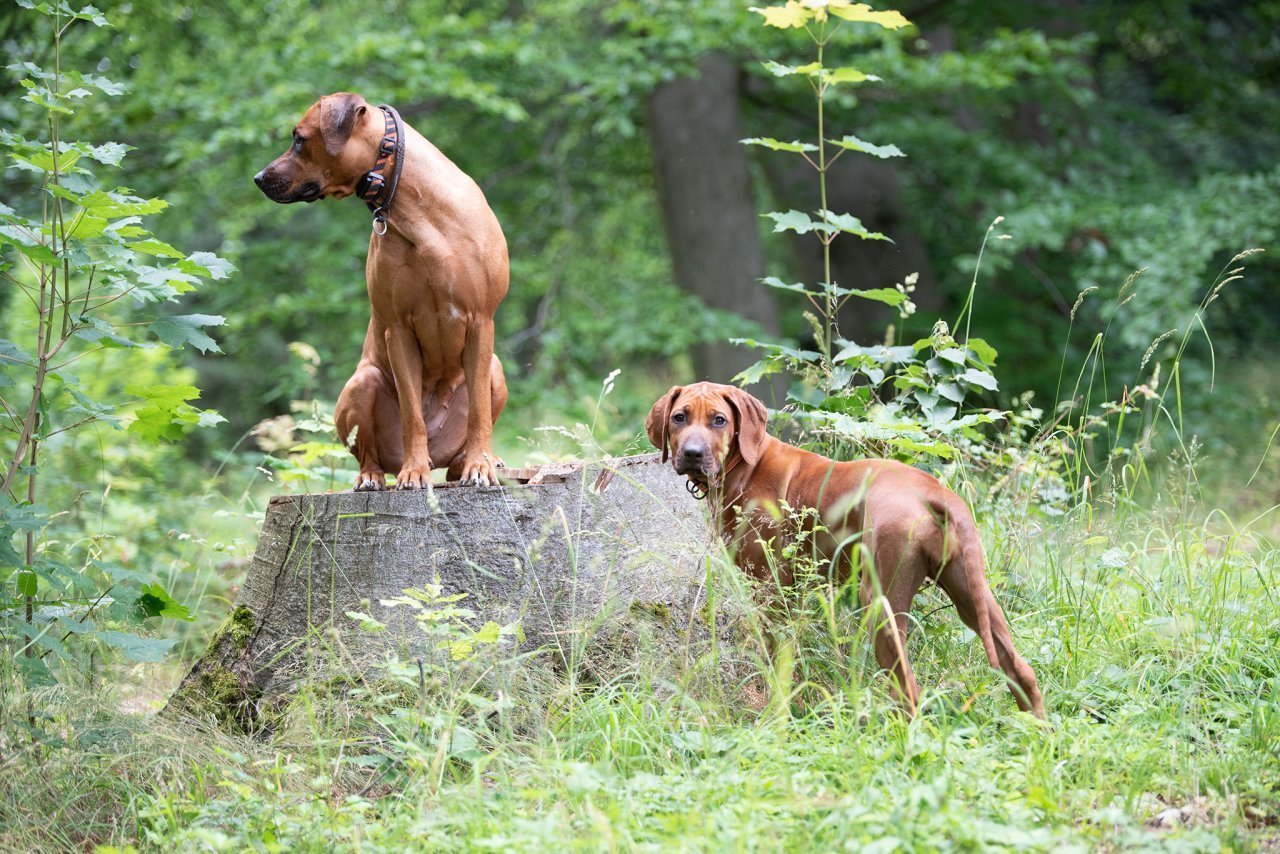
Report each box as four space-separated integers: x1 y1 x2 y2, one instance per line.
255 92 508 489
647 382 1045 718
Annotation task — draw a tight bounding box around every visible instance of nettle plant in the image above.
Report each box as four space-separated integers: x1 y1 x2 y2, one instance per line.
738 0 1003 463
0 2 229 693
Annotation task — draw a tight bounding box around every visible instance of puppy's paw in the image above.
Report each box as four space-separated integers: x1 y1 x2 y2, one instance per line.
394 465 433 490
455 450 499 487
354 471 387 492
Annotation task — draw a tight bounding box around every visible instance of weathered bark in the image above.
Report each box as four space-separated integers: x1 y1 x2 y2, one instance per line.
648 52 781 386
167 455 752 731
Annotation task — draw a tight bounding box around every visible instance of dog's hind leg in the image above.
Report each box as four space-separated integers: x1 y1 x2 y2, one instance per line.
935 534 1046 718
863 526 932 716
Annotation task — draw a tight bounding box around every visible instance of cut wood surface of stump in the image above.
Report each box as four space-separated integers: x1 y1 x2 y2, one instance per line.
168 453 749 730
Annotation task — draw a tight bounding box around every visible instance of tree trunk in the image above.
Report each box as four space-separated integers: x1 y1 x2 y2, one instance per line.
165 455 752 732
648 52 782 387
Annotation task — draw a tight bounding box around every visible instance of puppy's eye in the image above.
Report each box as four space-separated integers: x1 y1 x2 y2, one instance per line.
292 133 303 152
712 414 728 427
671 412 686 424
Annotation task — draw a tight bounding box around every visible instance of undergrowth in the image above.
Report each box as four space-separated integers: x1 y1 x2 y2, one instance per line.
0 476 1276 851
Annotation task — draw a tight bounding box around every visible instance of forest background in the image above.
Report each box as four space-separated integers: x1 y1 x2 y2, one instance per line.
1 0 1279 849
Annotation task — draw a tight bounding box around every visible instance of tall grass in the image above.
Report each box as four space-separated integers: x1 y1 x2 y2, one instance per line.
1 466 1277 850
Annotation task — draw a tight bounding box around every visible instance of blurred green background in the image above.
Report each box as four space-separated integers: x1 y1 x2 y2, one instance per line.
3 0 1278 474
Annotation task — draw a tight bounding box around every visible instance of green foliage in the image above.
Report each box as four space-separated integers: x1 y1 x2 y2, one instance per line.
0 2 1275 847
737 0 1004 462
1 484 1277 849
0 2 228 696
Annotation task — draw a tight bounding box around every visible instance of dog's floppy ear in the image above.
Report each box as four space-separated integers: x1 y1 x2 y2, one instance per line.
726 387 769 467
320 92 367 157
646 386 683 463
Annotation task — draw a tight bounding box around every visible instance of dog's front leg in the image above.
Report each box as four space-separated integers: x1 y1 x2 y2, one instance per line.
384 324 433 489
454 317 499 486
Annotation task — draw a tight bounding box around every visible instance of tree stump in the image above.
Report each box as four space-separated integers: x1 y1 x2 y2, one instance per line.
167 454 752 730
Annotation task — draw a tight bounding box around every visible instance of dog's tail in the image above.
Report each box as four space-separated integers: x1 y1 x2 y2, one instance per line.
953 509 999 670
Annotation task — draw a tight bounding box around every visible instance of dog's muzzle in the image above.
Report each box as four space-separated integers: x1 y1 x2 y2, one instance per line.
674 442 718 498
254 169 320 204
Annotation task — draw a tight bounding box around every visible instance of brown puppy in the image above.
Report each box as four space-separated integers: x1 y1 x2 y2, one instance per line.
647 382 1045 718
255 92 508 489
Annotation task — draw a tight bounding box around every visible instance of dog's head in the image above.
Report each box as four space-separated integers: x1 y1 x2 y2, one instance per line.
254 92 377 204
646 382 769 487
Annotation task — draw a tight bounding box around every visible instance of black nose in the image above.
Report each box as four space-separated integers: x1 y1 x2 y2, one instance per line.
681 443 706 462
253 170 266 188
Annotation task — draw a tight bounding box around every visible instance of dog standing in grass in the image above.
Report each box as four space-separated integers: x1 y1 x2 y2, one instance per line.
648 382 1045 718
256 92 508 490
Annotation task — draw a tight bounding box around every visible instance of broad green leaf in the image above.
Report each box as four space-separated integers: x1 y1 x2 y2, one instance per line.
829 3 912 29
74 315 144 349
937 381 966 403
823 68 880 85
965 338 999 366
78 190 167 218
12 147 82 173
197 410 227 428
147 314 224 353
0 225 58 264
750 2 811 29
137 582 195 621
346 611 387 632
828 134 906 158
760 60 823 78
93 629 178 662
67 214 108 240
2 501 50 533
182 251 234 279
764 210 835 235
818 210 892 241
937 347 967 364
15 570 37 597
125 384 203 443
81 142 129 166
741 137 818 153
125 384 201 407
847 286 907 305
834 342 915 364
733 357 783 386
732 339 821 363
961 368 999 390
887 436 955 459
474 621 502 644
761 276 816 295
129 238 184 259
79 71 123 93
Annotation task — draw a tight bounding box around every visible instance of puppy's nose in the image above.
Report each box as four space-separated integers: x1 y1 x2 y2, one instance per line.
680 443 707 462
253 170 266 188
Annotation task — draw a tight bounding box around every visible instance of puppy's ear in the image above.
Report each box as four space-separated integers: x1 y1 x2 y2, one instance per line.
320 92 367 157
727 388 769 467
646 386 683 463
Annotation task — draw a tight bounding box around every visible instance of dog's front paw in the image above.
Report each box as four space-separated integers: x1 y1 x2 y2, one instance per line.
456 450 499 487
354 470 387 492
395 464 433 490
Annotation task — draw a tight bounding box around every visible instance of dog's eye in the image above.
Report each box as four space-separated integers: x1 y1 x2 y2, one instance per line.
713 414 728 427
292 133 303 152
671 412 686 424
